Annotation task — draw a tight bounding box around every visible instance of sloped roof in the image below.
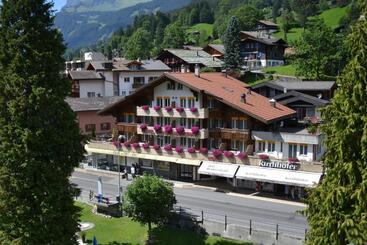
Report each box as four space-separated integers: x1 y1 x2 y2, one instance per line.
273 91 330 106
241 31 286 46
89 59 171 72
252 79 336 91
206 44 225 55
66 96 121 112
163 49 224 68
258 20 278 27
68 70 104 80
100 72 295 124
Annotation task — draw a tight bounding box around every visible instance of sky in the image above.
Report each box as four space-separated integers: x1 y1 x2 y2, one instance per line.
53 0 67 12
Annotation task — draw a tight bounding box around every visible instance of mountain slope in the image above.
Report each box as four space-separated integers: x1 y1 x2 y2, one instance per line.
63 0 152 13
55 0 191 49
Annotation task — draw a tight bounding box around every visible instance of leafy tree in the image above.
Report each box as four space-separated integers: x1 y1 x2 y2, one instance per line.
294 18 342 79
223 16 242 69
189 7 200 25
280 9 295 41
124 28 152 60
272 0 282 22
123 174 176 230
163 22 185 49
304 5 367 244
292 0 318 28
0 0 85 244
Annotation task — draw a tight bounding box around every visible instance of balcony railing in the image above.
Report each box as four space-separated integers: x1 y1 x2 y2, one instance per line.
85 141 324 173
209 128 250 141
137 125 208 139
136 106 208 119
116 123 137 133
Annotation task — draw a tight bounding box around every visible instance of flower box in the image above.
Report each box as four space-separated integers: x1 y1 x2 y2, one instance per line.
212 149 223 158
112 141 120 147
176 107 184 113
224 151 234 158
237 152 248 160
164 144 172 151
153 144 161 151
141 105 149 110
288 157 299 163
153 124 162 132
190 107 198 113
165 106 173 112
188 147 196 154
132 143 140 148
175 146 183 153
142 143 150 149
176 126 185 135
199 148 208 154
153 105 161 111
258 154 269 160
140 123 147 131
191 126 200 135
123 142 131 148
164 125 173 134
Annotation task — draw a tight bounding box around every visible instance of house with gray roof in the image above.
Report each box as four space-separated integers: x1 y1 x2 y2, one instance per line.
156 49 224 72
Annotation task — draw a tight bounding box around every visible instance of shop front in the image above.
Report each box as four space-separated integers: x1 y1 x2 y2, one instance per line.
198 161 240 186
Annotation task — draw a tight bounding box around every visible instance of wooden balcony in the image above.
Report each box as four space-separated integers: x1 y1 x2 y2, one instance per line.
136 106 208 119
137 125 208 139
209 128 250 141
116 123 137 133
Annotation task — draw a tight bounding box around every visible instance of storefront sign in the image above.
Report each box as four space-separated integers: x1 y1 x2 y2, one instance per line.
259 160 299 170
198 161 239 178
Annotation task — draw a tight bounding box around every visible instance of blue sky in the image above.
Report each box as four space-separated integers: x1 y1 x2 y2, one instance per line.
53 0 67 11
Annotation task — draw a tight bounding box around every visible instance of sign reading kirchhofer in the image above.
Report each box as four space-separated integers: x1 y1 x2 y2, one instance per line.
259 160 299 170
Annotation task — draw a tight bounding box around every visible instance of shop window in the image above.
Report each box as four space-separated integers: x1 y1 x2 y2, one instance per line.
289 144 297 158
85 124 95 132
258 141 266 152
100 123 111 131
180 97 186 107
267 142 275 152
300 145 308 155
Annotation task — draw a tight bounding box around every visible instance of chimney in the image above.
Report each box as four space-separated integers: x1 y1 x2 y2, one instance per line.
194 64 200 77
241 93 246 103
181 64 186 73
269 98 276 107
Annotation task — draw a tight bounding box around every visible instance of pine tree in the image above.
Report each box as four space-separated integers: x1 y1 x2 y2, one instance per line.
223 16 242 70
304 4 367 244
0 0 85 243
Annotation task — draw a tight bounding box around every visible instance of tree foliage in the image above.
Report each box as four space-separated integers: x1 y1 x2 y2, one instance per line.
162 22 186 49
223 16 242 69
123 174 176 230
124 28 152 59
294 18 343 79
305 4 367 244
0 0 85 243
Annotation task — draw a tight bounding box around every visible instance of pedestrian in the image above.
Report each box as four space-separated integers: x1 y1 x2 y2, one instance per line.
131 165 136 179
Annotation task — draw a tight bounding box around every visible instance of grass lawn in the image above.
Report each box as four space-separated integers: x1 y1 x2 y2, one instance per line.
186 23 214 44
273 27 304 43
263 65 297 77
77 202 251 245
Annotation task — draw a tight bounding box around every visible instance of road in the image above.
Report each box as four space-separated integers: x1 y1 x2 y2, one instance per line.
71 170 308 238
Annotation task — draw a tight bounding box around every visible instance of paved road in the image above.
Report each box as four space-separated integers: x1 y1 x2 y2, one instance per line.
71 170 308 238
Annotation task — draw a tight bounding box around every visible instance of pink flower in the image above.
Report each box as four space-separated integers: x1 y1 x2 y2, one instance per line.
212 149 222 158
237 152 248 160
176 107 184 113
123 142 131 148
175 146 183 153
153 144 161 151
164 144 172 151
141 105 149 110
112 141 120 147
200 148 208 154
140 123 147 131
188 147 196 154
191 126 200 135
288 157 299 163
154 125 162 132
164 125 173 134
165 106 173 112
153 105 161 111
142 143 150 149
224 151 234 158
258 154 269 160
190 107 198 113
176 126 185 135
132 143 140 148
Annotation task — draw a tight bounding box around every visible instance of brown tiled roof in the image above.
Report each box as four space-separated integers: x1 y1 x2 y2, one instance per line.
166 73 295 123
100 72 295 124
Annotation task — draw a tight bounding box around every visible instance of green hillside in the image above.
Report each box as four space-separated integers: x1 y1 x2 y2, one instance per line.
186 23 213 45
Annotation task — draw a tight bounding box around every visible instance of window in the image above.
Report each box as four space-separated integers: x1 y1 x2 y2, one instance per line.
231 140 246 152
124 77 130 83
258 141 266 152
133 77 145 84
280 142 283 152
208 98 217 108
187 119 197 129
209 138 221 149
149 76 158 82
300 145 308 155
156 97 163 107
180 118 187 127
180 138 187 147
167 81 175 90
121 91 126 96
164 117 171 125
156 117 163 125
87 92 95 98
164 97 171 107
237 118 247 129
100 123 111 131
157 136 164 146
289 144 297 158
85 124 96 132
267 142 275 152
121 113 134 123
164 136 171 145
177 83 183 90
187 138 196 148
129 91 134 95
180 97 186 108
187 97 195 108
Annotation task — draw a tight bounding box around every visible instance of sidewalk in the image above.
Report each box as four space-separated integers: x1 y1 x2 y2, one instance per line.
74 168 307 207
